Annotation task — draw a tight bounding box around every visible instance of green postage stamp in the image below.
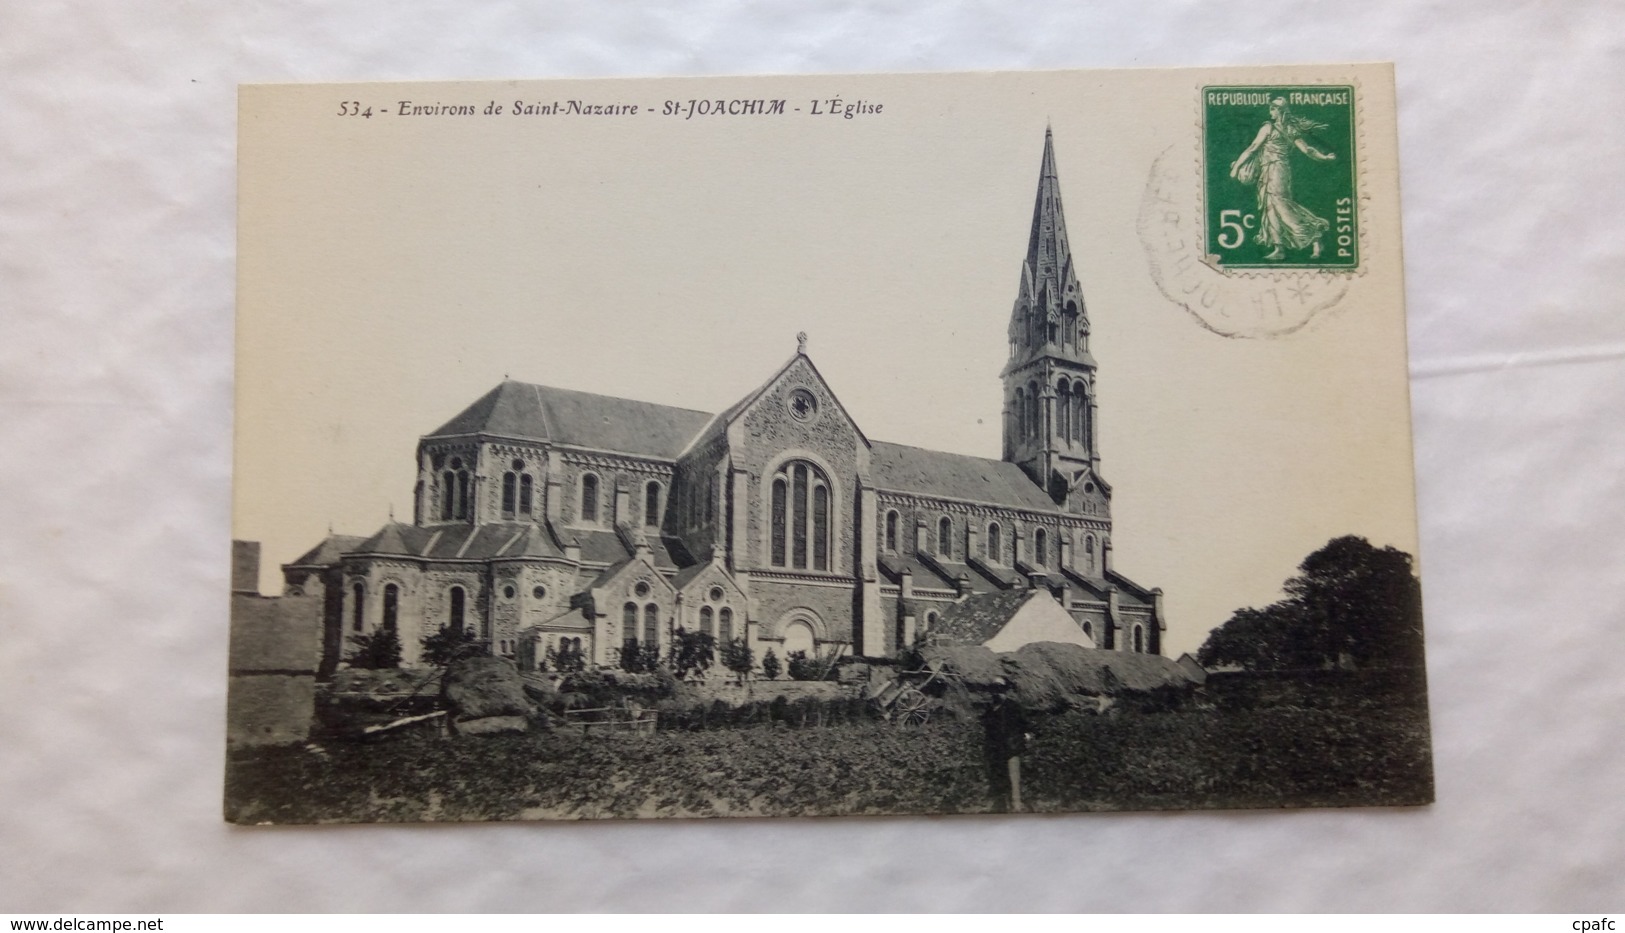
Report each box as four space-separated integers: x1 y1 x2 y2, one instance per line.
1203 86 1358 270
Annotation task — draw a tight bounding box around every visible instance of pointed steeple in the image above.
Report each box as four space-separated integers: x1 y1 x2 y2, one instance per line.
1002 129 1102 497
1011 126 1090 361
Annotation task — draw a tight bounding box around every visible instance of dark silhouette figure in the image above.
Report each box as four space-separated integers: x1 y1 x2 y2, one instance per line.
981 692 1030 812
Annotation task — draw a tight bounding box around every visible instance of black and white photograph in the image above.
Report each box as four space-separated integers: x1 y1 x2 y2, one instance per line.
227 67 1429 823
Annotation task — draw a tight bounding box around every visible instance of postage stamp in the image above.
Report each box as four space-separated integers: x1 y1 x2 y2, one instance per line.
1202 86 1359 270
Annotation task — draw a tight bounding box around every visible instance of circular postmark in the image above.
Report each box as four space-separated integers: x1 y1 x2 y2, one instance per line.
1138 143 1354 339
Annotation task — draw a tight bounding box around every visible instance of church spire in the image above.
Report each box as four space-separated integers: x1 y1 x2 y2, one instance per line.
1011 126 1090 360
1002 129 1101 497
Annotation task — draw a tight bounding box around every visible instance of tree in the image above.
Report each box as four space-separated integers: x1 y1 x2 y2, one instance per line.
419 624 485 668
719 636 753 683
669 626 716 680
554 640 586 673
347 625 402 669
1197 535 1423 671
760 648 782 681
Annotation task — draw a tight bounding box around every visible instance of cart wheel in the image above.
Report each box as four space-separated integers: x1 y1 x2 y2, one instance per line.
893 687 928 727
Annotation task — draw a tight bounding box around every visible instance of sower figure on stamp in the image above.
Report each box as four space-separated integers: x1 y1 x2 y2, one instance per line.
1229 97 1336 260
981 690 1030 813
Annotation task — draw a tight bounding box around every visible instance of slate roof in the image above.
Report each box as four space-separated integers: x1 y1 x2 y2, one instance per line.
870 441 1059 512
426 380 713 460
931 589 1041 646
877 554 956 589
286 534 368 567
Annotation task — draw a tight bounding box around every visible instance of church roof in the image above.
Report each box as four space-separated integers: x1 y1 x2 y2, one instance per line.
285 534 368 567
870 441 1059 512
426 380 713 460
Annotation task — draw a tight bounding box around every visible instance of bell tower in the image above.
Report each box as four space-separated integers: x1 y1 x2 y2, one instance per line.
1002 128 1101 501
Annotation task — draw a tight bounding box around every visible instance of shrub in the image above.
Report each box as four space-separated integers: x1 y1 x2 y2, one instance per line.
419 624 485 668
347 625 401 669
719 637 753 683
670 627 716 680
761 648 782 681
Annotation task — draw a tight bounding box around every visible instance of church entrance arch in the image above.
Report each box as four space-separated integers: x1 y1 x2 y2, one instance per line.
783 621 815 658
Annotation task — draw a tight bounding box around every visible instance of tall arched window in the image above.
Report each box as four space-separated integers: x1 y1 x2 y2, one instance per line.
580 473 599 523
769 460 832 571
501 473 517 514
1133 624 1144 653
987 522 1002 563
643 604 659 646
884 510 899 553
1058 382 1073 445
1012 388 1026 441
1034 529 1048 566
1075 380 1090 449
644 481 661 527
1026 380 1040 438
719 607 734 643
382 584 399 631
440 457 470 520
1084 534 1097 573
351 582 365 632
519 474 533 515
1083 620 1093 641
449 586 465 630
937 516 953 557
622 602 638 639
700 606 714 637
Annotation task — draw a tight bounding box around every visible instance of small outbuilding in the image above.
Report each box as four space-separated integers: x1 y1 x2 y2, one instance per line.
925 588 1095 653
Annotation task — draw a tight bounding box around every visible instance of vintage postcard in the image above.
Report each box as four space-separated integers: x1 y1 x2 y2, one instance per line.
227 65 1430 823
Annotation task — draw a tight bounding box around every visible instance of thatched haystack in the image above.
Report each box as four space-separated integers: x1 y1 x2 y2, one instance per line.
919 641 1196 713
442 657 531 732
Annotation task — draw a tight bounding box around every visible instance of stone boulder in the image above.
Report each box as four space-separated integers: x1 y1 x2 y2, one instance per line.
443 656 531 736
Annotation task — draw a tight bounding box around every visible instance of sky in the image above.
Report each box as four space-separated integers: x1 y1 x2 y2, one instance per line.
235 68 1419 658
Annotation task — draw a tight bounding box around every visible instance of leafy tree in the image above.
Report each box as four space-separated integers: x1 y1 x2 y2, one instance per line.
670 626 716 680
540 643 558 672
419 624 486 668
620 638 646 673
554 640 586 673
787 647 840 681
1197 535 1423 671
347 625 402 669
719 636 754 683
760 648 782 681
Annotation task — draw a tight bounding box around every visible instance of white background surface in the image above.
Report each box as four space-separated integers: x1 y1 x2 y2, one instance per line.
1 0 1622 913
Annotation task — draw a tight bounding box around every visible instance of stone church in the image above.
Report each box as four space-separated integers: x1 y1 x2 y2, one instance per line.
281 129 1166 674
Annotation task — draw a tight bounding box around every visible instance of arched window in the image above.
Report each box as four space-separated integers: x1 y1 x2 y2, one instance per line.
884 510 899 553
382 584 398 631
1083 620 1093 640
644 481 661 527
1026 380 1040 437
700 606 714 636
937 516 953 557
643 603 659 646
519 474 534 514
449 586 465 629
719 607 734 643
1012 388 1026 441
925 611 939 630
580 473 599 523
622 602 638 638
1058 382 1072 445
1084 534 1097 573
987 522 1002 563
501 473 517 514
1133 624 1145 653
1034 529 1048 566
769 460 832 571
440 458 471 520
1075 380 1090 448
351 582 365 632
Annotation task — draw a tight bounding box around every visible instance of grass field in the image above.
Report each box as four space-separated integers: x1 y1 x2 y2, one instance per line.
225 686 1432 823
